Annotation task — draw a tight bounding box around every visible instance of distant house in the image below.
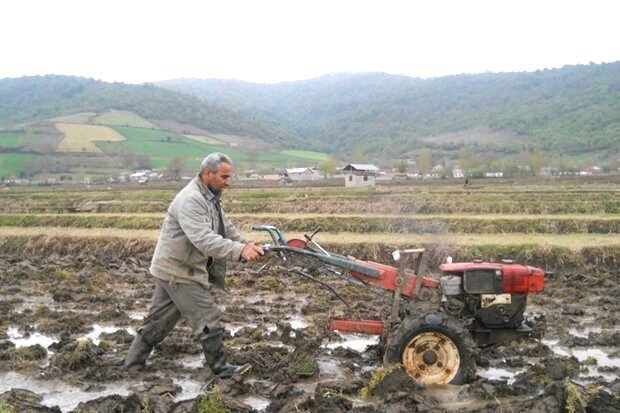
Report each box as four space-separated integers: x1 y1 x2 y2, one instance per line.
342 164 379 187
283 167 321 181
485 171 504 178
130 170 150 182
452 168 465 179
261 174 282 181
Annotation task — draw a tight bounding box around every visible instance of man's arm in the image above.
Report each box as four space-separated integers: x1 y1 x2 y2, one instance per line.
177 195 244 261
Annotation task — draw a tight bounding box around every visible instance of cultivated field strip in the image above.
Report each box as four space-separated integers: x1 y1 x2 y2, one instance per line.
1 227 618 250
0 190 618 214
1 213 619 234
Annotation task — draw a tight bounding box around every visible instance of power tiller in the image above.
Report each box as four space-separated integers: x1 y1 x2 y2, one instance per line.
253 225 546 385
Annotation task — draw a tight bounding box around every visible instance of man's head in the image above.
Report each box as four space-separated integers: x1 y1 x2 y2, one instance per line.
199 153 233 194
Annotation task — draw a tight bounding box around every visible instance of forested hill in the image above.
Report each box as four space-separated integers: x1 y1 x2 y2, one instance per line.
0 75 300 147
159 62 620 159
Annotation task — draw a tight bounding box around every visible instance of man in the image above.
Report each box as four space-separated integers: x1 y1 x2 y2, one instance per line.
123 153 264 378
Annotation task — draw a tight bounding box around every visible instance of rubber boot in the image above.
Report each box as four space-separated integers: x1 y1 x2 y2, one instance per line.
201 334 251 379
122 334 153 371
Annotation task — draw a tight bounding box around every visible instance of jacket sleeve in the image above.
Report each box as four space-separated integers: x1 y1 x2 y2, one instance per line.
177 194 245 261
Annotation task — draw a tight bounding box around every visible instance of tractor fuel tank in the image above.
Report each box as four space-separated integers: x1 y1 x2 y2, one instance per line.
439 262 545 294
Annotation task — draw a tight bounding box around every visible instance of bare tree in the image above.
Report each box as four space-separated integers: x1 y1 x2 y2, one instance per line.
319 156 337 178
418 149 431 173
167 156 186 181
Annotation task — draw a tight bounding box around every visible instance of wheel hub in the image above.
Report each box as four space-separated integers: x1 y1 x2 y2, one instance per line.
402 332 460 384
422 350 437 365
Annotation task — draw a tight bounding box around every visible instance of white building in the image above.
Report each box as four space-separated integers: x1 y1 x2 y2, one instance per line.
342 164 379 187
452 168 465 178
283 167 321 181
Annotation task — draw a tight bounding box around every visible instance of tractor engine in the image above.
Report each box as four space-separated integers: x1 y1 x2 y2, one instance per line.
439 262 545 343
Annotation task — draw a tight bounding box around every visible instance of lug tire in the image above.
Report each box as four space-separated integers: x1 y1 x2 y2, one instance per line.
383 313 477 385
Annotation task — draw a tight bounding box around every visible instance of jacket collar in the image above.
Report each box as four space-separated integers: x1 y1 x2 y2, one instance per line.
194 175 220 204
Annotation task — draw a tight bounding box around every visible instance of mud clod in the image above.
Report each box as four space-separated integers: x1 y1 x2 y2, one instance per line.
51 339 100 371
0 389 61 413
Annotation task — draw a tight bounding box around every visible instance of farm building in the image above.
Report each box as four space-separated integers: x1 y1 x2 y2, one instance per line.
343 164 379 187
452 168 465 178
282 167 321 181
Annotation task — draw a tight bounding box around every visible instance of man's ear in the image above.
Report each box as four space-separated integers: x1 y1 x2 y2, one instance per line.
201 170 211 185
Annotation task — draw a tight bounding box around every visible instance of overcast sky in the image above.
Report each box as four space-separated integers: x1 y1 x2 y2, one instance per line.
1 0 618 84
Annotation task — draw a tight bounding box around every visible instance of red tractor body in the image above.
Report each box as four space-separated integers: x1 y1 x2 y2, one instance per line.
254 225 547 385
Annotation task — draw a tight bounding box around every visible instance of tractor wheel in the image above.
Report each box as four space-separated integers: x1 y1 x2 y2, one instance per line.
383 313 477 385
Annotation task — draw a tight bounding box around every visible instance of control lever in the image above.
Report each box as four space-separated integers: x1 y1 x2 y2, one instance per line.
304 227 331 257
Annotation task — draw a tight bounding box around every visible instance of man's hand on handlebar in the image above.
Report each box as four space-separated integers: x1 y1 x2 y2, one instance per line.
241 241 264 262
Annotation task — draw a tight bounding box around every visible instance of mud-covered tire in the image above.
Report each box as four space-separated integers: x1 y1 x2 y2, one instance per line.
383 313 477 385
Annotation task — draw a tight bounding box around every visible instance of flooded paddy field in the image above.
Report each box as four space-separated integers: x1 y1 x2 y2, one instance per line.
0 177 619 412
0 236 618 412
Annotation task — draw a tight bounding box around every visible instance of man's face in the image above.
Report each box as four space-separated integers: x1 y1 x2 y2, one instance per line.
202 162 233 194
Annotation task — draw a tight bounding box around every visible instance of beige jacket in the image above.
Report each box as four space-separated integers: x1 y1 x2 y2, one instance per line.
149 176 246 288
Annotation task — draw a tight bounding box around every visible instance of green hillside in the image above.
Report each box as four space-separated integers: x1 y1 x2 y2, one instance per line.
0 122 328 178
160 63 620 162
0 75 302 148
1 65 618 180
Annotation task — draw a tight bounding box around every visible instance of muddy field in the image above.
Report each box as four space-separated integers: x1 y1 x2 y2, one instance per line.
1 236 619 413
1 178 618 412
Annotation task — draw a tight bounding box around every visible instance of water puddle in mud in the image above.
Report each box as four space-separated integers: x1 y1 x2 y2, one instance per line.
128 311 146 320
426 384 532 412
79 324 127 345
325 333 380 352
240 395 271 412
172 377 204 401
7 294 55 313
179 355 204 369
244 294 273 305
477 366 524 384
423 384 466 405
317 356 345 380
287 315 308 330
228 323 258 336
7 326 58 348
543 338 620 381
0 371 133 412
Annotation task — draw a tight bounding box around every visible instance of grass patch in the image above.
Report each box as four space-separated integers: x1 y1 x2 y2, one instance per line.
99 126 248 169
279 149 330 161
0 214 163 230
0 227 618 251
185 134 224 145
94 110 158 129
49 112 96 124
564 380 588 413
256 149 330 169
295 360 318 377
196 386 229 413
0 132 25 148
0 402 16 413
359 364 402 399
0 153 39 176
98 340 114 351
